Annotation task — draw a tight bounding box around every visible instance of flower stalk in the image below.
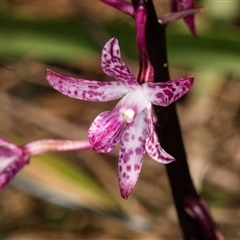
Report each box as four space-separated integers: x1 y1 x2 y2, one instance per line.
130 0 219 239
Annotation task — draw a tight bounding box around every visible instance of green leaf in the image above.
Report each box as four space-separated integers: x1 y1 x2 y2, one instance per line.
167 24 240 74
0 14 100 62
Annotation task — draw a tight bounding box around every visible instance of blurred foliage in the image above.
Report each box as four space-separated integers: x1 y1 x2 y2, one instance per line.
1 1 240 74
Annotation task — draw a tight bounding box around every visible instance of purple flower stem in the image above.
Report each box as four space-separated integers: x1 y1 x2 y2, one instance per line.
131 0 218 239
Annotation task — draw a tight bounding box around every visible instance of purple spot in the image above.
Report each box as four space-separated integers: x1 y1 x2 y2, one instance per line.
119 166 122 172
123 133 130 142
163 89 174 99
148 145 153 150
156 93 164 98
128 149 134 155
123 154 130 163
134 164 140 171
121 148 126 153
135 147 142 154
126 165 131 171
74 90 78 95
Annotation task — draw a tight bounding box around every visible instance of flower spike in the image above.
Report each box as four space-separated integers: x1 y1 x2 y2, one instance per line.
46 38 194 198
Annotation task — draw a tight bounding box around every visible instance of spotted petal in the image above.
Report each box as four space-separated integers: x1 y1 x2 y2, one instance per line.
145 106 175 163
101 38 137 87
0 138 29 190
118 111 148 199
46 69 128 102
88 110 125 153
142 76 194 107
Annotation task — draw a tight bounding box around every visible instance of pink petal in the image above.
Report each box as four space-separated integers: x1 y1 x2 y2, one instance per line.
88 110 125 153
142 76 194 107
101 38 138 87
46 69 128 102
118 111 148 199
145 106 175 164
0 138 29 190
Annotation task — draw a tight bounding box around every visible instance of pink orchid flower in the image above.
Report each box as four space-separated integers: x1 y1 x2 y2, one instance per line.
0 138 29 190
0 137 90 191
46 38 194 198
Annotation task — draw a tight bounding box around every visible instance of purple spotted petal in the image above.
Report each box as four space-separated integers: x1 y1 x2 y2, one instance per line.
142 76 194 107
101 38 137 87
145 106 175 163
46 69 128 102
88 110 125 153
0 138 29 190
118 111 148 199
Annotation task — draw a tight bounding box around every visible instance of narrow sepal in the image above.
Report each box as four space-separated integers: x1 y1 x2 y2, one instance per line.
118 111 148 199
101 38 137 87
171 0 198 36
46 69 128 102
145 106 175 163
142 76 194 107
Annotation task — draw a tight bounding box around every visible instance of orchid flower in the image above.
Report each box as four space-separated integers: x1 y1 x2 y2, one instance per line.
0 137 90 191
0 138 29 190
46 38 194 199
171 0 197 36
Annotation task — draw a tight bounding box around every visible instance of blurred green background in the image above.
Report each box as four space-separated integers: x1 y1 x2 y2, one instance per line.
0 0 240 239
